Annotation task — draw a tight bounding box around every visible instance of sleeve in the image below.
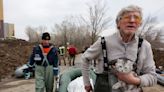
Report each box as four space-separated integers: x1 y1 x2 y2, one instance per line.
27 46 36 67
53 48 59 67
82 37 102 86
139 41 157 87
52 48 59 76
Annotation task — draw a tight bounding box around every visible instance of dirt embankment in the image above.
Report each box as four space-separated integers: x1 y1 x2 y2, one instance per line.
153 49 164 68
0 39 34 81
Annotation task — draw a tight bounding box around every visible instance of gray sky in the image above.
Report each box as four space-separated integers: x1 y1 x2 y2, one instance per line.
3 0 164 40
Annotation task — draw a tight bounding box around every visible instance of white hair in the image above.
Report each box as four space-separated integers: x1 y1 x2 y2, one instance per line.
116 5 143 24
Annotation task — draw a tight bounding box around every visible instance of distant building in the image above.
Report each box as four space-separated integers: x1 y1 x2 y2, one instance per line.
0 0 4 38
4 23 15 38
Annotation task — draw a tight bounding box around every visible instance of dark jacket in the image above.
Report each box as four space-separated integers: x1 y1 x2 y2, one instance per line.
29 44 58 67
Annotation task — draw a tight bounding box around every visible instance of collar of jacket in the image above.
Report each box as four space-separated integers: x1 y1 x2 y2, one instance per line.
115 30 138 45
41 43 52 48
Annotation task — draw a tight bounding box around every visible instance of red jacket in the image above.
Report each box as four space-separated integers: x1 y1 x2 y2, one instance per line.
68 46 77 55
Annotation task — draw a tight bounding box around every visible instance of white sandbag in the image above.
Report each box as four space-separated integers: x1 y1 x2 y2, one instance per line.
15 64 28 77
67 76 94 92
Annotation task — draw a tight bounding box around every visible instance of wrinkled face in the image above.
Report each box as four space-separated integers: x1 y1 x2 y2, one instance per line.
42 40 50 46
118 11 142 35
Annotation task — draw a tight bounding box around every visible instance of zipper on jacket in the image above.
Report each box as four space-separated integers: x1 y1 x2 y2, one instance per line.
123 43 128 57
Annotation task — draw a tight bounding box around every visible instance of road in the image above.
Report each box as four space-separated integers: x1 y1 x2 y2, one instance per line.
0 54 163 92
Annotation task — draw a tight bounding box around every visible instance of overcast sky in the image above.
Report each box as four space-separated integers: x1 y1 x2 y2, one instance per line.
3 0 164 40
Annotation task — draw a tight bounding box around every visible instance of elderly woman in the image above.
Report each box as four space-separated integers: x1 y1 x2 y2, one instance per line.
82 5 157 92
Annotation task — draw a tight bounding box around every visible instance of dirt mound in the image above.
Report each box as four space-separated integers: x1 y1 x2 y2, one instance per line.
153 49 164 68
0 39 34 81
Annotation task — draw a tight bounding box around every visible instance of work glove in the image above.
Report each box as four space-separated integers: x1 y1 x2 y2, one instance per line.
53 67 59 76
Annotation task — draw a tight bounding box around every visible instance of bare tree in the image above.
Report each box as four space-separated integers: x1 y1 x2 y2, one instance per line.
35 25 47 41
25 26 39 42
137 15 164 49
25 25 47 42
52 16 92 51
81 0 112 44
150 25 164 49
37 26 46 35
52 18 76 47
138 15 158 38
